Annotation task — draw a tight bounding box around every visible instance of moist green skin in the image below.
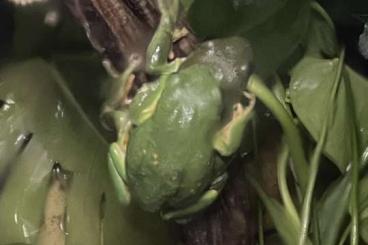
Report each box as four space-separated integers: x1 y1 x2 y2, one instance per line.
106 0 255 220
127 65 221 212
126 37 252 213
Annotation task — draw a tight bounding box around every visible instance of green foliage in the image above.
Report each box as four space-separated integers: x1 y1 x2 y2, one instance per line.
316 175 350 245
2 0 368 244
188 0 311 76
0 59 171 244
302 2 338 57
289 56 368 171
248 175 308 245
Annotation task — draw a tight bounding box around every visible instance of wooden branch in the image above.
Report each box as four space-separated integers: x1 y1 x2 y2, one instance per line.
65 0 196 72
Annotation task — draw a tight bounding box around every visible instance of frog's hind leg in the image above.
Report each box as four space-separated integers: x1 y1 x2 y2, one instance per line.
101 57 139 132
213 92 256 156
108 111 131 205
108 148 131 205
161 173 228 221
102 65 135 205
146 0 185 75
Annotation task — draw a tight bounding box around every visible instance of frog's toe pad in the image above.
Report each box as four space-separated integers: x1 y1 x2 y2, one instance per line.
161 189 219 220
108 155 131 205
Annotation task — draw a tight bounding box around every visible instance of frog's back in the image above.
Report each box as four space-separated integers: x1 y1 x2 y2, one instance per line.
126 65 223 211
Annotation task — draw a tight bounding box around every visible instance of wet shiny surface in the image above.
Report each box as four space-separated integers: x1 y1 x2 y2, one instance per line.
0 59 171 245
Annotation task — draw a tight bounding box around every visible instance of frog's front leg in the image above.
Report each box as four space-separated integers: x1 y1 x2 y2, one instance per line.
103 57 139 114
161 173 228 221
146 0 184 74
108 111 132 205
213 92 256 156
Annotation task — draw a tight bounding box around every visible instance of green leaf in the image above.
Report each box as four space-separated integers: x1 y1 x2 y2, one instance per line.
181 0 195 13
239 0 310 77
361 218 368 243
247 175 310 245
51 53 113 137
316 175 351 245
188 0 287 38
359 176 368 214
0 59 172 245
188 0 311 77
359 176 368 243
303 2 338 57
289 56 368 171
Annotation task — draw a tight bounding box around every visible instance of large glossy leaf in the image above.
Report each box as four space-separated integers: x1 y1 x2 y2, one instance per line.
315 174 350 245
0 59 172 245
51 53 113 138
238 0 310 77
289 56 368 171
188 0 287 38
188 0 311 77
361 218 368 243
302 2 338 57
357 175 368 243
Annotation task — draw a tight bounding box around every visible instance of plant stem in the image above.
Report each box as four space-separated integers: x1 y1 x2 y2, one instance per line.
298 124 327 245
347 74 360 245
310 1 335 32
311 205 320 245
277 143 299 224
247 75 309 193
258 203 264 245
350 136 360 245
298 48 345 245
339 223 351 245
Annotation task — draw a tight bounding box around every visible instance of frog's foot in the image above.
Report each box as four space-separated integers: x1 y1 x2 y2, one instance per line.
213 92 256 156
161 174 228 221
105 68 136 111
173 27 190 42
107 110 132 205
146 0 185 75
108 143 131 205
101 58 138 131
101 105 130 133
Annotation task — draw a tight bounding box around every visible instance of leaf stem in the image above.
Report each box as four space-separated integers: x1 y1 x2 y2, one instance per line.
298 48 345 245
258 203 265 245
298 121 327 245
247 75 309 193
350 137 360 245
277 143 300 224
347 73 360 245
310 1 335 32
338 223 351 245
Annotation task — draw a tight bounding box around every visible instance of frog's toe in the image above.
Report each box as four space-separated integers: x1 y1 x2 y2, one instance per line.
108 146 131 205
161 189 219 220
213 93 256 156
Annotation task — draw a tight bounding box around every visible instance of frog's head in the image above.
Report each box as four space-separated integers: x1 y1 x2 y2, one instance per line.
183 36 253 92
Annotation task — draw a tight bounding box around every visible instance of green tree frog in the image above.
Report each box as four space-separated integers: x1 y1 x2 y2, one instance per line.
106 0 255 221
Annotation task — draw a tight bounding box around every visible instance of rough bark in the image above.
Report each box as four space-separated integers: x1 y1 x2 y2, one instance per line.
65 0 196 71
